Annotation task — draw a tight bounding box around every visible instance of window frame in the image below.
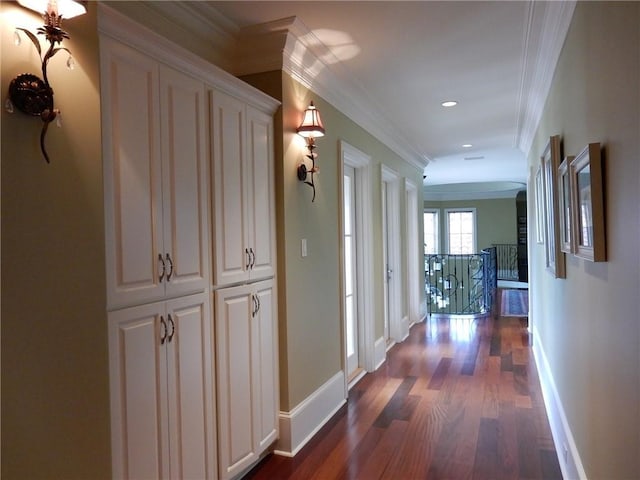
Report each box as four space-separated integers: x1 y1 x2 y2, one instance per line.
444 207 477 254
423 208 440 255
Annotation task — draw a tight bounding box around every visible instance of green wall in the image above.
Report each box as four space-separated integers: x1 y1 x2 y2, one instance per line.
244 71 424 410
528 2 639 478
1 4 111 478
261 72 423 410
424 197 518 252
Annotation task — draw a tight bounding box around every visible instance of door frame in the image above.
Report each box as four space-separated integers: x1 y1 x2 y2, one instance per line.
381 165 404 344
339 141 375 389
405 179 422 326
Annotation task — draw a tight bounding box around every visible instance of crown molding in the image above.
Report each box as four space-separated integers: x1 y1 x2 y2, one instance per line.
97 4 279 115
423 188 523 202
101 0 239 71
233 17 429 171
516 0 576 157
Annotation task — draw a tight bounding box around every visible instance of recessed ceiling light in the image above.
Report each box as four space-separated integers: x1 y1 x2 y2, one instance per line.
441 100 458 107
462 144 473 148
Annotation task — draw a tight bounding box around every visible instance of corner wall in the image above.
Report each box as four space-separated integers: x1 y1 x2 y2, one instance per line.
528 3 640 478
1 4 111 478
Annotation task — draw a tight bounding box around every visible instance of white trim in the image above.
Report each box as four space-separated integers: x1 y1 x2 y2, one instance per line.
405 179 421 326
274 371 346 457
232 17 428 171
516 1 577 156
97 4 279 115
347 370 367 391
341 141 376 374
533 326 587 480
381 166 406 343
374 337 387 370
424 188 524 202
423 208 440 255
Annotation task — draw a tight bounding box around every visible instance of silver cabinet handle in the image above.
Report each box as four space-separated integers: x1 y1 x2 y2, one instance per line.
167 314 175 342
166 253 174 281
160 315 167 344
251 294 258 317
245 248 251 270
158 253 166 282
250 248 256 269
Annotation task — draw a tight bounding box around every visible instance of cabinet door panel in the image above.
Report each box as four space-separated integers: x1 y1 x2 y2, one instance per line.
108 303 169 479
254 281 279 451
210 91 249 286
247 107 276 281
215 285 256 479
166 293 215 480
160 66 209 298
102 39 164 309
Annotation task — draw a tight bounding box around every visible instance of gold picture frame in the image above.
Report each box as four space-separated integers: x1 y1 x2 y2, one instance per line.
535 166 545 244
542 135 565 278
570 143 606 261
558 156 574 254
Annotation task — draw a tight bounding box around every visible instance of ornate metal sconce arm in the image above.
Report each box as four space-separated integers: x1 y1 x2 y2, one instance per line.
297 139 320 202
8 11 71 163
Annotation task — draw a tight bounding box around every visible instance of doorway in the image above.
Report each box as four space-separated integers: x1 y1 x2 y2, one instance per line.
340 141 375 387
381 166 404 344
344 164 359 379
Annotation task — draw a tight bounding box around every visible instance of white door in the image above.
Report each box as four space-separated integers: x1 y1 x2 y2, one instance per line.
108 301 169 480
210 90 250 286
343 166 359 378
159 66 209 299
382 167 404 343
215 281 277 479
101 39 164 309
215 284 257 479
165 293 215 480
246 106 276 281
382 181 391 343
340 141 375 373
253 280 278 451
405 181 421 325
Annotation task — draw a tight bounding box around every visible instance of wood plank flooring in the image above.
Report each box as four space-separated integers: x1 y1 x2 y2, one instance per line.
245 292 562 480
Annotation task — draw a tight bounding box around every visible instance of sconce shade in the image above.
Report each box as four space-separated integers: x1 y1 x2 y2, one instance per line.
17 0 87 18
296 101 325 138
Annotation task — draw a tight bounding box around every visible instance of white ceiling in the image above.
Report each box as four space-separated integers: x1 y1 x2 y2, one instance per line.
159 1 575 196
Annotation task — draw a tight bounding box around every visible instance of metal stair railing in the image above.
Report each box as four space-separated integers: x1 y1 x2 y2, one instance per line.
492 243 518 281
425 247 497 316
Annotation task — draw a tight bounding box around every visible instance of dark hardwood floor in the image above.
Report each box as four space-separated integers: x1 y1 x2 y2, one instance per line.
245 291 562 480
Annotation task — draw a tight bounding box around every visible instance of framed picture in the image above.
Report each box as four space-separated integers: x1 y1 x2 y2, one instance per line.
570 143 605 261
535 166 545 244
558 156 574 254
542 135 565 278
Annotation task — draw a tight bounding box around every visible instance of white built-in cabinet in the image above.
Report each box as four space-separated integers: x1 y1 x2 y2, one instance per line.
214 280 278 479
210 90 276 286
108 293 215 480
100 5 279 479
101 37 209 310
210 91 278 479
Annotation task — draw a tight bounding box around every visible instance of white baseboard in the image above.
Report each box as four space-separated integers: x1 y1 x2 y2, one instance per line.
374 336 387 370
401 315 410 341
274 370 346 457
532 326 587 480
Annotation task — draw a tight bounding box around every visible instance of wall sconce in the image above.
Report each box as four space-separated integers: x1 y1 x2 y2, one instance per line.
296 101 325 202
6 0 87 163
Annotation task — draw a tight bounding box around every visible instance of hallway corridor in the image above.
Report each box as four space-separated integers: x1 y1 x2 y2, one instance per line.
247 294 561 479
